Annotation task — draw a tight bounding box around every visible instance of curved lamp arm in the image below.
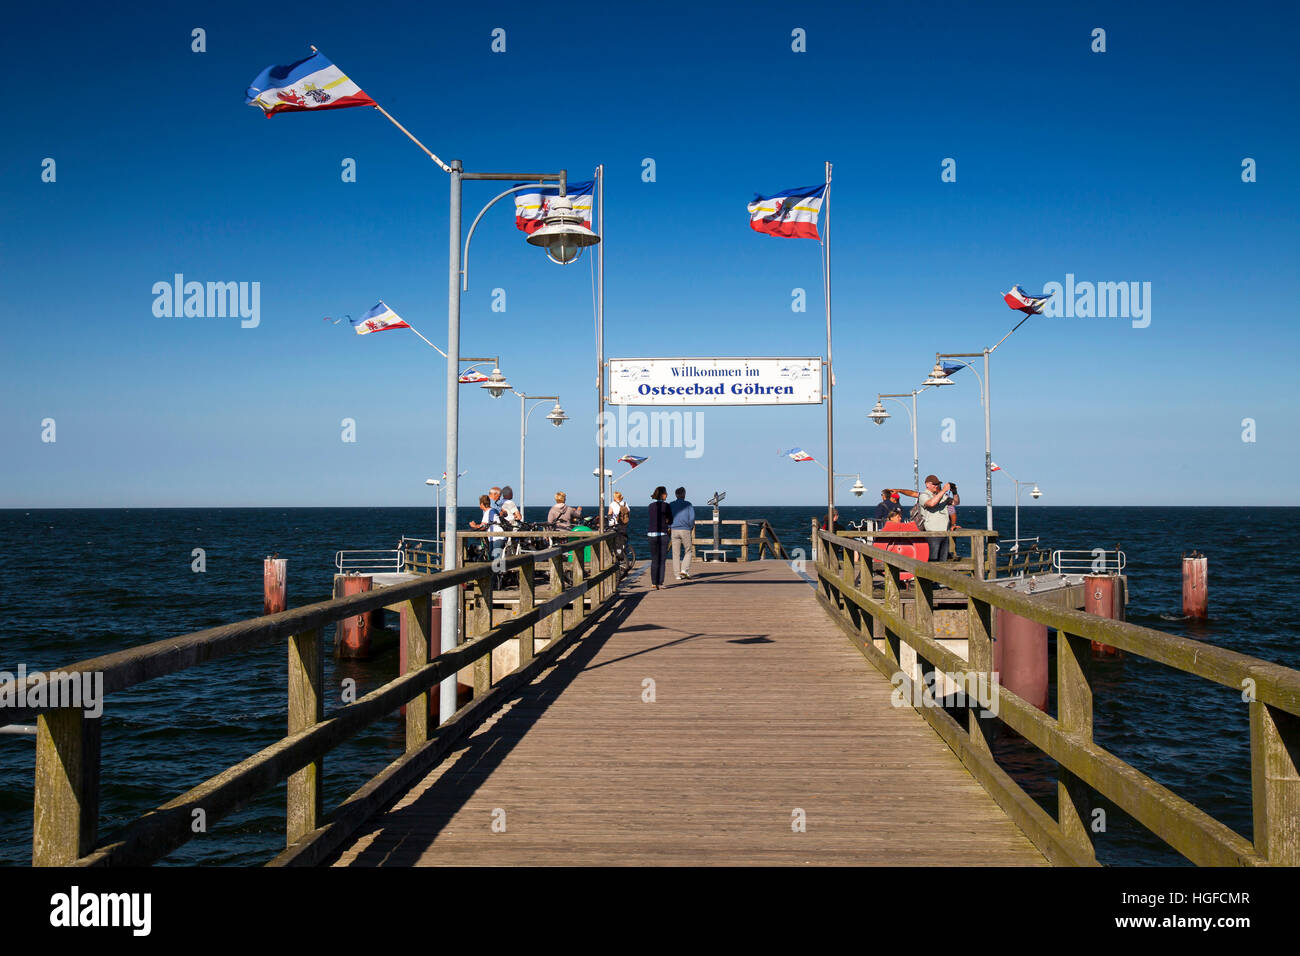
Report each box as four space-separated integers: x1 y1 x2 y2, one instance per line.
939 358 986 409
463 182 548 292
881 396 916 434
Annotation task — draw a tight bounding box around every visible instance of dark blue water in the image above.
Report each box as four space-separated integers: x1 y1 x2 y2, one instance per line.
1 506 1295 866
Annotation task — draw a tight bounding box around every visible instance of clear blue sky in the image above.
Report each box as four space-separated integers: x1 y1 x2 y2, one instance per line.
2 0 1296 508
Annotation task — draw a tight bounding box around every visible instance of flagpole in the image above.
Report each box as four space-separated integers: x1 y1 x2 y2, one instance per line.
309 45 452 174
404 323 449 359
823 161 834 536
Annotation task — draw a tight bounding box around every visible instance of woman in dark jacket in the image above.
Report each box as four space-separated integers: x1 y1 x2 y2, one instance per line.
647 485 671 589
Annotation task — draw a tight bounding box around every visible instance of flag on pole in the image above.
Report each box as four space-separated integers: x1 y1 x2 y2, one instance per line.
458 370 490 384
782 447 816 463
514 181 594 234
1004 285 1053 315
617 454 648 468
990 462 1003 472
351 301 409 335
747 184 826 239
245 51 376 118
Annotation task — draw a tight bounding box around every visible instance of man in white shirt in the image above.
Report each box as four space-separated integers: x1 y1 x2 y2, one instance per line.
893 475 953 561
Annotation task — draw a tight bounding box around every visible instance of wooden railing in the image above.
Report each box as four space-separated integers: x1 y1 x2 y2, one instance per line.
810 519 1000 579
688 519 789 561
3 530 623 866
814 528 1300 866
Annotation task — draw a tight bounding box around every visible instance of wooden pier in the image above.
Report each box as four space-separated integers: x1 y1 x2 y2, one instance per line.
4 522 1299 867
331 560 1043 866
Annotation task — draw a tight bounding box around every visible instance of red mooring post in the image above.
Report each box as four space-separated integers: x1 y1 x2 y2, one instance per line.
1084 574 1123 658
993 608 1048 711
1182 552 1208 619
263 557 287 614
336 575 374 659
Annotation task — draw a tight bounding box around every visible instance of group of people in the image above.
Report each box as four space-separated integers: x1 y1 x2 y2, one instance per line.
646 486 696 590
873 476 960 561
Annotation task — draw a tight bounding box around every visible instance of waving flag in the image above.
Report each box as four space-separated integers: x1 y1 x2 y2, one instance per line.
990 462 1003 472
748 184 826 240
1004 285 1053 315
617 454 648 468
246 51 376 118
782 447 816 463
351 301 409 335
458 370 490 384
514 181 594 234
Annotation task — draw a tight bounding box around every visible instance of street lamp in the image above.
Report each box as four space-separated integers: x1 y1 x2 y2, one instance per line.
1002 471 1042 550
873 391 921 493
525 195 600 265
932 351 991 529
425 471 467 563
442 162 599 723
517 392 565 515
934 295 1045 533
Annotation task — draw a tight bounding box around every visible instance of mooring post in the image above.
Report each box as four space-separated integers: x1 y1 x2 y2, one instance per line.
1182 552 1208 619
1084 574 1123 657
335 575 373 659
264 556 287 614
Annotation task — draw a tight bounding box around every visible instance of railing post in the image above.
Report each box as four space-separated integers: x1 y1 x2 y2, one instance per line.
599 536 613 602
811 518 818 564
569 541 586 629
1057 630 1098 863
32 706 101 865
519 556 536 663
973 534 986 580
910 575 936 690
402 596 432 750
966 596 995 755
548 552 566 642
740 522 749 561
1251 700 1300 865
471 572 492 698
287 627 323 844
986 539 998 580
881 560 903 665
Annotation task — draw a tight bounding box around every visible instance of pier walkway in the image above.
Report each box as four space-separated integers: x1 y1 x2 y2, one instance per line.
332 560 1045 866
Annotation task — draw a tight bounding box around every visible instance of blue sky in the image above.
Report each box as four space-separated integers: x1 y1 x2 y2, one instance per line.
1 0 1296 508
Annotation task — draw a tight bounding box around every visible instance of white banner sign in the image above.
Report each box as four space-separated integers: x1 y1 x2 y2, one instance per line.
609 357 823 405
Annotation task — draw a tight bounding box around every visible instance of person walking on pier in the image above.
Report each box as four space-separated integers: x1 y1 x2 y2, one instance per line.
893 476 953 561
668 487 696 580
647 486 671 589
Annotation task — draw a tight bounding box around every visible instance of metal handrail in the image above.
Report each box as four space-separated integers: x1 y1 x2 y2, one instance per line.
1052 549 1126 575
335 549 404 574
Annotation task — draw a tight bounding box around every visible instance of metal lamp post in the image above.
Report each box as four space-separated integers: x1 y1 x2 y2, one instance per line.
1009 475 1041 550
931 301 1043 535
870 392 921 493
517 392 566 515
927 352 992 530
443 164 599 722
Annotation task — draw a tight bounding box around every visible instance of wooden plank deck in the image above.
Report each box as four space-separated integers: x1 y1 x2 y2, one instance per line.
331 560 1046 866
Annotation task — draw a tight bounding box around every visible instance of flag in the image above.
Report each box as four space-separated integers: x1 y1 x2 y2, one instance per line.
990 462 1003 472
617 454 648 468
245 51 376 118
748 184 826 240
1004 285 1053 315
458 370 490 384
514 181 594 234
942 363 965 377
351 301 409 335
782 447 815 463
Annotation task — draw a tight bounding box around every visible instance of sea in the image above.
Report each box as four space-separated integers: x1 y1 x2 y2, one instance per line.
1 505 1296 867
